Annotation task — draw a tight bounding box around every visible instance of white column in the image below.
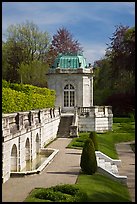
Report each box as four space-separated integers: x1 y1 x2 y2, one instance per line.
90 68 93 106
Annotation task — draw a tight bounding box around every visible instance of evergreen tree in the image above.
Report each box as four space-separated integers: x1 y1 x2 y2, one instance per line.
80 138 97 175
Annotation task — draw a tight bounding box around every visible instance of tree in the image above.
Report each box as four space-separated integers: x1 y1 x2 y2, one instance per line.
93 57 113 105
93 25 135 116
18 60 48 87
2 40 26 83
89 131 98 151
80 138 97 175
106 25 135 88
2 21 51 83
5 21 51 62
47 27 83 65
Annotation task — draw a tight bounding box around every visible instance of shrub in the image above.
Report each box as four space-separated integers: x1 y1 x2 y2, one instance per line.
52 184 79 195
89 131 98 150
31 185 88 202
80 138 97 175
2 79 10 88
2 81 55 113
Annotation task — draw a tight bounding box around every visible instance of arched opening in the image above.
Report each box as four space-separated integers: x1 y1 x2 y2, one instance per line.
36 133 40 154
25 138 30 161
64 84 75 108
11 144 17 172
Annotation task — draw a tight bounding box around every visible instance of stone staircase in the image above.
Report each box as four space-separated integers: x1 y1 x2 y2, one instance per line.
96 151 127 184
57 115 74 138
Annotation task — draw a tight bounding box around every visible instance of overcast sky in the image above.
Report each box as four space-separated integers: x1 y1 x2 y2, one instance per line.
2 2 135 64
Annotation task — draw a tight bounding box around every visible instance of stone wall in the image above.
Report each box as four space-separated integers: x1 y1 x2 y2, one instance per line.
2 108 61 183
78 106 113 132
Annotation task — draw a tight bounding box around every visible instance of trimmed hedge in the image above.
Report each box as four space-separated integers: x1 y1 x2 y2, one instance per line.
25 184 88 202
80 138 97 175
89 131 98 150
2 81 55 113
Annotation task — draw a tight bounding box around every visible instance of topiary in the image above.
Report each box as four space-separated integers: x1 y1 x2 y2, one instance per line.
89 131 98 150
80 138 97 175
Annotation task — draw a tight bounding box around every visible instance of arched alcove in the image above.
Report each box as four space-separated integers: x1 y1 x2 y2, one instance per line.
11 144 17 172
25 138 30 161
36 133 40 154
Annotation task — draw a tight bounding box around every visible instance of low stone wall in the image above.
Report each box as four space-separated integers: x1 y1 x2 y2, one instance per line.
78 106 113 132
2 108 61 183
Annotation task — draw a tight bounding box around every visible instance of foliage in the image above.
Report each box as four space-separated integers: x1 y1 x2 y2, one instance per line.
80 138 97 175
2 40 25 83
93 25 135 116
24 184 88 202
2 79 10 88
89 131 98 150
68 118 135 159
2 88 28 113
106 25 135 76
105 93 135 117
5 20 51 62
76 173 131 202
67 132 89 149
47 27 83 65
93 57 113 103
2 82 55 113
113 117 134 123
2 21 51 84
18 60 48 87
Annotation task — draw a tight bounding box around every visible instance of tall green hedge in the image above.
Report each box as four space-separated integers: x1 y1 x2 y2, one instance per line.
80 138 97 175
89 131 98 151
2 80 55 113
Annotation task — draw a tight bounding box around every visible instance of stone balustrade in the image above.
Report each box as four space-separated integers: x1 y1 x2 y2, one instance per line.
2 107 61 183
2 108 61 140
77 106 113 132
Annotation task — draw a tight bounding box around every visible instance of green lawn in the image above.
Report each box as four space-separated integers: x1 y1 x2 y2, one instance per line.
24 172 132 202
24 117 135 202
76 172 131 202
68 118 135 159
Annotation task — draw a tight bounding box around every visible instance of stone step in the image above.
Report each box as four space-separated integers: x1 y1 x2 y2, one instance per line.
112 164 119 175
98 159 105 169
98 158 119 176
57 116 73 137
105 161 112 171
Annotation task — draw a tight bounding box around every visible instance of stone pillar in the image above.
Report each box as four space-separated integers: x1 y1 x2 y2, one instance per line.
90 68 94 106
15 113 24 130
70 125 79 137
28 111 34 126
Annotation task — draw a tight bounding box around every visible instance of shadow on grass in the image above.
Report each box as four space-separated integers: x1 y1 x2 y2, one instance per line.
77 173 132 202
86 191 132 202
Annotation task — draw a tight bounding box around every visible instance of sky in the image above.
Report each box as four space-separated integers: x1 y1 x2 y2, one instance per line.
2 2 135 65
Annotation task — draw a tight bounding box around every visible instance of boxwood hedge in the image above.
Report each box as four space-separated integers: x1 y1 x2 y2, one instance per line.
2 80 55 113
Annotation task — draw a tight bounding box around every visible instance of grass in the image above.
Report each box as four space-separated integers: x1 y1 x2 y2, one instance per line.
24 172 132 202
24 172 131 202
67 118 135 159
24 184 88 202
24 117 135 202
76 172 131 202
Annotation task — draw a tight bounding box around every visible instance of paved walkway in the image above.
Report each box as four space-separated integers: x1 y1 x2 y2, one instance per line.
2 138 82 202
2 139 135 202
115 141 135 202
